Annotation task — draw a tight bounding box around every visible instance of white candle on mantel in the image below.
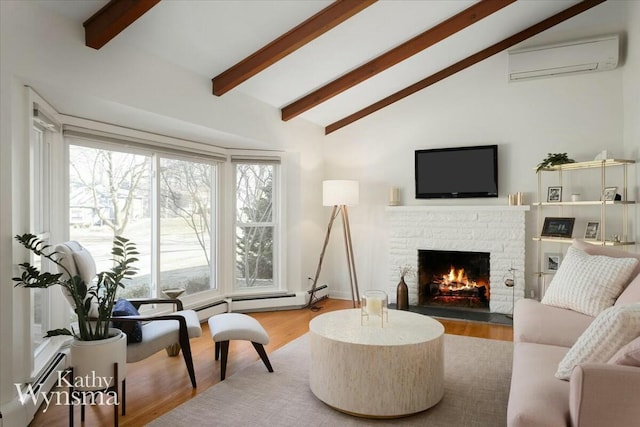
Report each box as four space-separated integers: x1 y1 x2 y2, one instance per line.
367 297 382 316
389 187 399 206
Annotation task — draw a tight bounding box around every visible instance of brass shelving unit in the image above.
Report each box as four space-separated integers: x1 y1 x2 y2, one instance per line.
534 159 636 296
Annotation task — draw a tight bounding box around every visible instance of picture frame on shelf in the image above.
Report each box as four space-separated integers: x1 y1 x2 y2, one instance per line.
584 221 600 240
541 217 575 238
547 186 562 202
544 253 563 273
603 186 617 201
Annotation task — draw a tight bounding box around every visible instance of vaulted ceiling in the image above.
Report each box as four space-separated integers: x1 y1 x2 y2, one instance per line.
36 0 615 134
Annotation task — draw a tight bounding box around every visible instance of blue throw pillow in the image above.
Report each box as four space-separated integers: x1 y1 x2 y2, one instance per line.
112 298 143 344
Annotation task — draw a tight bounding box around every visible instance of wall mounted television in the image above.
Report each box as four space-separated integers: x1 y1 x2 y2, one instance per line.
415 145 498 199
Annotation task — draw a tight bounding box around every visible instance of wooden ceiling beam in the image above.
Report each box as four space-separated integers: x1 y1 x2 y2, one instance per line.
84 0 160 49
325 0 607 135
212 0 377 96
282 0 516 121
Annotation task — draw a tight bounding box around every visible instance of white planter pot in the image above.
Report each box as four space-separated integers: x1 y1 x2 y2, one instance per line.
70 328 127 391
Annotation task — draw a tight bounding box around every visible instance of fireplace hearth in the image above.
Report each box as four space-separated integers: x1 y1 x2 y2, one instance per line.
418 249 490 310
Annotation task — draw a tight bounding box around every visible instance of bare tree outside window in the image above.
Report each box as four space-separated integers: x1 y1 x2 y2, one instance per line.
69 145 152 297
69 144 277 296
69 145 218 298
235 163 275 288
70 148 150 236
159 158 215 294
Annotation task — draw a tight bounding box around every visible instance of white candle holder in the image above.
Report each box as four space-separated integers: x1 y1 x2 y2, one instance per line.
361 290 388 327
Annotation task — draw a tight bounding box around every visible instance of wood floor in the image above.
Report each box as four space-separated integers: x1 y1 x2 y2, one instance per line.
30 299 513 426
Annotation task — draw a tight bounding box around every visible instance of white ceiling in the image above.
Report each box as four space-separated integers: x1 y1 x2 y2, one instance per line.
33 0 625 129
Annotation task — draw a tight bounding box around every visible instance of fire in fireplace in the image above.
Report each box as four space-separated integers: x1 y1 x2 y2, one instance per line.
418 250 490 310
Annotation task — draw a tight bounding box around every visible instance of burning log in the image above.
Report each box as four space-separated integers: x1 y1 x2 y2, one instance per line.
427 266 488 301
418 262 490 309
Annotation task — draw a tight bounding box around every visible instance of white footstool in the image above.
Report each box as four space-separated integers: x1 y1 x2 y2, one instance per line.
208 313 273 380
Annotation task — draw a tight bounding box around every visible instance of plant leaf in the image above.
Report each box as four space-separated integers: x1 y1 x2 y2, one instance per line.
44 328 73 338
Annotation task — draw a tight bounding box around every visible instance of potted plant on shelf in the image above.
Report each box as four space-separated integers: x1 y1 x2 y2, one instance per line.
535 153 575 172
13 233 138 390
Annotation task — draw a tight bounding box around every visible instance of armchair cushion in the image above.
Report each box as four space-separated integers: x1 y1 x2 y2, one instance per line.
54 241 100 317
126 309 202 362
70 244 97 285
112 298 143 343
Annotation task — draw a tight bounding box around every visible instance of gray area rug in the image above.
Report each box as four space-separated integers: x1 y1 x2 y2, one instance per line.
148 334 513 427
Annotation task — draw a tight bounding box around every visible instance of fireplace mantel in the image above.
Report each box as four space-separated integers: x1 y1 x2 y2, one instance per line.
387 204 528 314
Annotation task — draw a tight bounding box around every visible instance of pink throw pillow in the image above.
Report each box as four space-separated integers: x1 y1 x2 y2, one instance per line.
608 335 640 367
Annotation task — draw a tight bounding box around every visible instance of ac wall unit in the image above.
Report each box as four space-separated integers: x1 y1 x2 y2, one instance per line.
508 34 619 81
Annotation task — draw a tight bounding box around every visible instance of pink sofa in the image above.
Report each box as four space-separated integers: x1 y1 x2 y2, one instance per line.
507 241 640 427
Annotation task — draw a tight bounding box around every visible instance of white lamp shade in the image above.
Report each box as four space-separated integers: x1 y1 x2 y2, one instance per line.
323 180 359 206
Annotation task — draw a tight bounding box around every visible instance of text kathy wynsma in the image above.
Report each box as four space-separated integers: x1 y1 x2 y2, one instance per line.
16 371 118 412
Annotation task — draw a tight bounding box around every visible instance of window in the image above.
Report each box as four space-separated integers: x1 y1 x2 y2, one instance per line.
159 157 216 295
234 161 278 290
64 127 285 302
27 94 66 377
69 145 153 297
67 139 220 298
30 124 51 360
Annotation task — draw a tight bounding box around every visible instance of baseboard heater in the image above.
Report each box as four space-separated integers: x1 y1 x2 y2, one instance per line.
231 293 297 301
229 292 308 312
22 352 67 420
192 287 330 321
31 352 66 395
194 299 229 320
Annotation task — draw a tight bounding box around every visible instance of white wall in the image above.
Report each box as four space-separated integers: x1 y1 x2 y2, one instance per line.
0 1 327 422
623 1 640 245
320 1 636 302
624 1 640 155
0 0 638 423
0 0 329 294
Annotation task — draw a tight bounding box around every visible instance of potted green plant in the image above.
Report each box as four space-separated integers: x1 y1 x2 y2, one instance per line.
13 233 139 341
536 153 575 172
13 233 138 391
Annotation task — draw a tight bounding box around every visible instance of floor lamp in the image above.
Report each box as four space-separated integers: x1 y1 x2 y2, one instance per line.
307 180 360 310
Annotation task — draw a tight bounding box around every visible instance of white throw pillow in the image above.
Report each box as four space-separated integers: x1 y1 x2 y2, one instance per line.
556 304 640 380
541 246 638 316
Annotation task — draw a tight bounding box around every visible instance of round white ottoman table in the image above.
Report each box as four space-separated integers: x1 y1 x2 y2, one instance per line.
309 308 444 418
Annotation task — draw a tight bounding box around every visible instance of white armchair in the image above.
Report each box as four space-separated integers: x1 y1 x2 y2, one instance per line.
54 241 202 413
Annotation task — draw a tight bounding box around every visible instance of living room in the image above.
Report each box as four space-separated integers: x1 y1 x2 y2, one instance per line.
1 1 639 426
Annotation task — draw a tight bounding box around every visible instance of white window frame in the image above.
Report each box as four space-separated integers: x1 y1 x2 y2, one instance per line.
156 153 219 297
25 89 69 379
53 116 287 310
63 122 227 307
231 156 283 295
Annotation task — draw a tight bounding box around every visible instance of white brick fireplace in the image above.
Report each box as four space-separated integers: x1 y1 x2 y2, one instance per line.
387 205 529 314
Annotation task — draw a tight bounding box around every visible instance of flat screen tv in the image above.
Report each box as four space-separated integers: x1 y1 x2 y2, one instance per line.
415 145 498 199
